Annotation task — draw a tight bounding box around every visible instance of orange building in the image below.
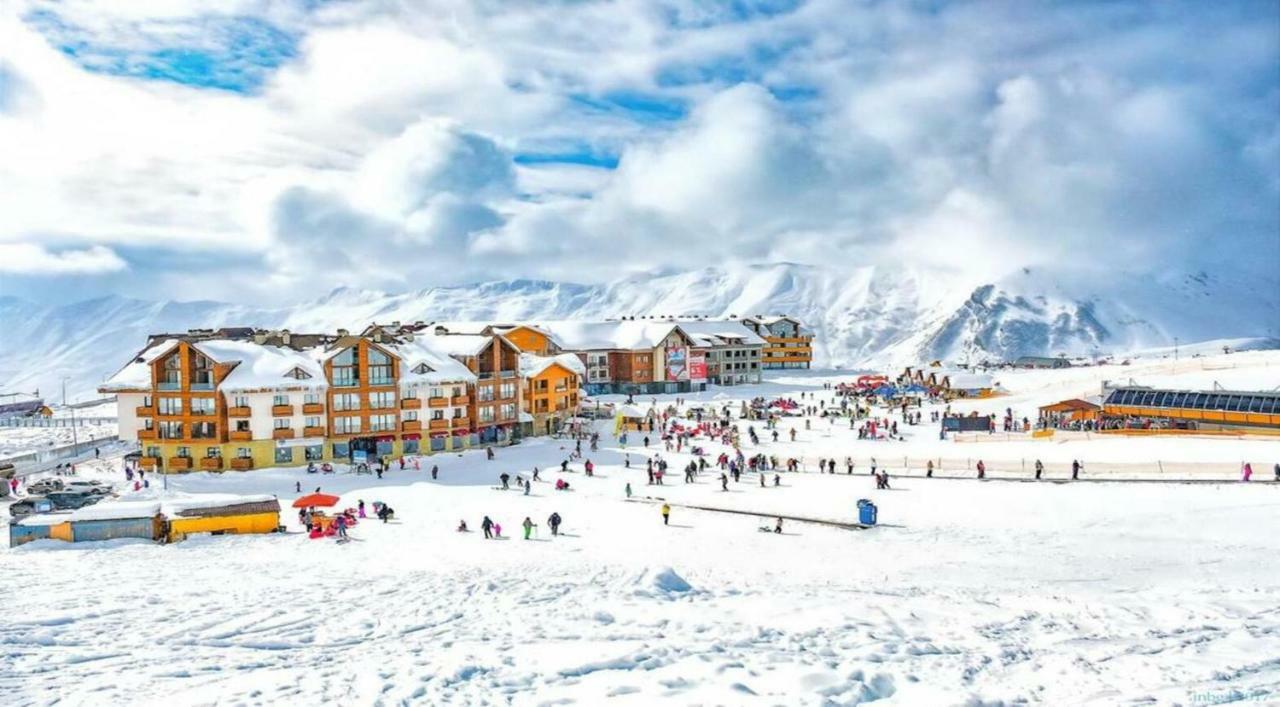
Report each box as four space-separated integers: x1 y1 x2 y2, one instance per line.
520 353 584 435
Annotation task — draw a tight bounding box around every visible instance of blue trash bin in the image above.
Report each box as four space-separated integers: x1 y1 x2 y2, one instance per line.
857 499 877 526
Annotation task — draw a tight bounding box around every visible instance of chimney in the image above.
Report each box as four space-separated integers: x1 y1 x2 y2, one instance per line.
281 329 291 345
253 332 267 344
337 328 349 337
435 326 449 335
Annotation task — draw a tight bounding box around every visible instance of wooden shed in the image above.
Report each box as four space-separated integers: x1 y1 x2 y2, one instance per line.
1038 398 1103 425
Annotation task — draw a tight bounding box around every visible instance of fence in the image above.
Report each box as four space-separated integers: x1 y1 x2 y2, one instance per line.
0 416 117 428
4 436 125 475
779 454 1276 482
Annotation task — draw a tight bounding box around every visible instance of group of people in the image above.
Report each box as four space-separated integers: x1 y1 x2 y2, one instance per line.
466 512 563 540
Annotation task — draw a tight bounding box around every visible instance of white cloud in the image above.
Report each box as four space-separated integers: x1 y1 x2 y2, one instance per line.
0 243 127 274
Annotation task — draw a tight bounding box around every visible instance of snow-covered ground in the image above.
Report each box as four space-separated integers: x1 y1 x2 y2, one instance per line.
0 422 118 459
3 357 1279 706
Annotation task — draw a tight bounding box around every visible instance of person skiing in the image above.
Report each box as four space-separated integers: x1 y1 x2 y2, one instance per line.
295 481 302 493
625 482 632 499
376 503 394 523
1071 459 1080 480
774 517 783 534
774 473 780 486
375 465 383 479
926 460 934 478
584 460 594 477
486 447 495 460
522 517 534 540
431 464 439 480
760 473 766 488
976 460 986 479
481 515 494 539
548 512 562 536
493 521 502 538
334 514 348 539
358 500 367 518
720 473 729 491
1034 459 1044 480
457 519 468 532
661 503 671 526
500 472 510 490
1241 462 1253 482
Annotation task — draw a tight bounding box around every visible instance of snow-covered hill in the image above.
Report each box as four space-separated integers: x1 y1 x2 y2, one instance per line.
2 263 1276 400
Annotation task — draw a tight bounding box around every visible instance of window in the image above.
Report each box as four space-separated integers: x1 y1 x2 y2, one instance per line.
334 393 361 411
190 398 214 415
430 387 443 399
305 445 323 461
332 442 350 458
237 447 251 459
176 446 191 458
370 414 395 432
500 403 516 420
369 349 393 385
206 447 221 459
144 419 154 431
159 421 183 439
370 391 395 409
191 422 216 439
287 367 312 380
158 397 183 415
413 363 431 375
146 445 160 458
479 406 495 423
192 353 213 388
304 392 321 405
429 410 442 421
162 354 182 387
273 394 289 406
235 420 250 432
143 395 153 407
1249 397 1264 413
274 418 291 430
334 416 361 434
406 410 420 421
452 387 463 397
234 395 249 408
403 388 418 400
275 447 294 465
500 382 516 399
477 385 495 402
305 416 321 428
332 348 358 387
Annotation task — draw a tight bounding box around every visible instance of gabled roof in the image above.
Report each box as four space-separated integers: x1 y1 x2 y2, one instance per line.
100 338 181 391
533 321 692 351
391 338 478 384
519 352 586 379
196 340 326 392
671 321 766 347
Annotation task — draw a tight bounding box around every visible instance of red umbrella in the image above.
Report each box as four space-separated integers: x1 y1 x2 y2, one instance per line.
292 493 341 508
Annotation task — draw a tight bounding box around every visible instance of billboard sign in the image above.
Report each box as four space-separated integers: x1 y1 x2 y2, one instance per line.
665 346 688 381
688 352 707 381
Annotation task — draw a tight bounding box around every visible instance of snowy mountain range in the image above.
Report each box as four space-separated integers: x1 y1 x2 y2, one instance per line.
2 263 1276 401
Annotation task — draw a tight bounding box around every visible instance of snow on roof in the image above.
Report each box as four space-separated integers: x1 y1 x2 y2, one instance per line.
519 352 586 379
100 338 180 391
673 321 766 347
393 338 478 384
163 493 278 514
65 501 162 522
617 404 650 418
946 373 995 389
17 512 73 527
490 324 565 349
518 411 534 423
411 332 494 357
536 321 686 350
197 340 327 392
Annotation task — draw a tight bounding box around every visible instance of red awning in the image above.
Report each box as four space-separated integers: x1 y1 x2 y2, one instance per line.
402 433 421 440
375 435 395 443
429 432 448 438
451 429 470 436
292 493 340 509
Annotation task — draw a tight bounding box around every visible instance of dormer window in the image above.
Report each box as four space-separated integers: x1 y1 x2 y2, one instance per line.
413 363 432 375
286 367 312 380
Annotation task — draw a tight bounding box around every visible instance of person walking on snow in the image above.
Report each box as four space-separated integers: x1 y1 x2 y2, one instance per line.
548 512 562 536
926 460 934 478
500 472 510 490
720 473 729 492
625 482 632 499
431 465 439 480
976 460 986 479
1241 462 1253 482
358 500 367 518
522 517 534 540
1071 459 1080 480
661 503 671 526
1035 459 1044 480
481 515 494 539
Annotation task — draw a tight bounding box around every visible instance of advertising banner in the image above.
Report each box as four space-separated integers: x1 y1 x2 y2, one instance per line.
665 346 688 381
688 352 707 381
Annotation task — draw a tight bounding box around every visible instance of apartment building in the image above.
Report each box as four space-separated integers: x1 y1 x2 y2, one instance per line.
741 316 814 369
101 327 485 472
673 321 765 386
519 352 585 435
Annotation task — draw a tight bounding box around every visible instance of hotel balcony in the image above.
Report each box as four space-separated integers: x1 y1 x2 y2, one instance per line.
304 426 325 437
401 398 422 410
272 404 294 416
230 457 254 471
499 370 517 379
135 405 152 417
138 428 158 441
229 430 253 442
428 418 448 431
168 457 193 471
228 406 251 417
451 395 470 406
303 402 325 414
402 420 422 432
139 456 159 469
272 428 295 440
427 396 448 408
452 416 471 429
199 457 223 471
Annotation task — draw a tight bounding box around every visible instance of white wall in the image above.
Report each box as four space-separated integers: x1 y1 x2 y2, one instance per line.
116 392 144 439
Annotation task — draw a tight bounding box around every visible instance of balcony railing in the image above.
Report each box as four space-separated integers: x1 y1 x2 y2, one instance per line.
157 382 181 391
369 378 395 387
478 372 494 380
230 457 254 471
190 382 215 391
272 404 294 416
333 380 358 388
168 457 193 471
135 405 152 416
200 457 223 471
500 370 517 379
428 418 448 430
138 428 157 440
401 398 422 410
303 402 325 414
273 428 295 440
402 420 423 432
229 430 253 441
228 406 251 417
139 456 160 469
304 426 325 437
452 416 471 428
428 396 448 408
451 395 469 406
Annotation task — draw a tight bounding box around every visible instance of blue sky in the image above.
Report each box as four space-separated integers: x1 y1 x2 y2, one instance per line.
0 0 1277 304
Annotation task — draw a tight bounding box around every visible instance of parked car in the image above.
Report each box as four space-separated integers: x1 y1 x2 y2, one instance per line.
43 491 102 510
62 480 111 496
8 497 56 517
25 478 65 495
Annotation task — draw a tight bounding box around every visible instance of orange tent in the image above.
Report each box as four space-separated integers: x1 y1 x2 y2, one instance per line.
292 493 341 509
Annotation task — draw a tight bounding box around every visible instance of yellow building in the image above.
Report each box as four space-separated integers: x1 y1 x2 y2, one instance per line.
519 353 585 436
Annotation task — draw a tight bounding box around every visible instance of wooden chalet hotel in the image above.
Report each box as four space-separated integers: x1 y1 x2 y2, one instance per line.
101 316 814 471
